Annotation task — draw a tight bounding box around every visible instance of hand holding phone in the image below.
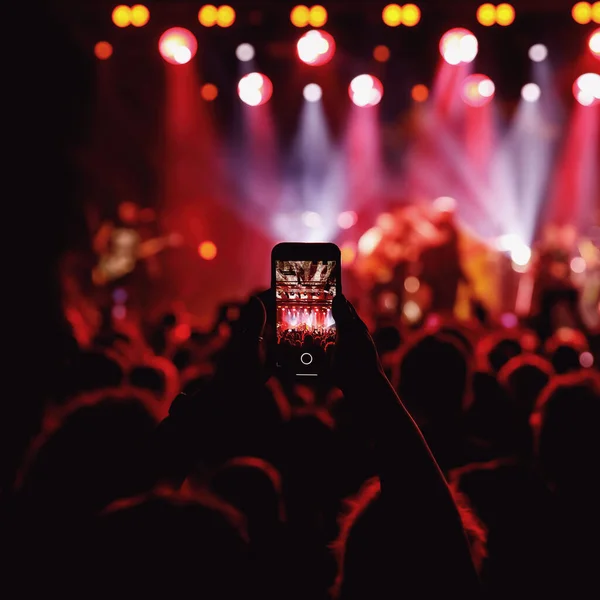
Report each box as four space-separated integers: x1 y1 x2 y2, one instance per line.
271 242 342 380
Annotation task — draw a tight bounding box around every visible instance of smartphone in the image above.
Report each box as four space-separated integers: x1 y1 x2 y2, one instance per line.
271 242 342 379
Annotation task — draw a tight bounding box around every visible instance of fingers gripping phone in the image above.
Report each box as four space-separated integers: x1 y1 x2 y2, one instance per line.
271 242 342 379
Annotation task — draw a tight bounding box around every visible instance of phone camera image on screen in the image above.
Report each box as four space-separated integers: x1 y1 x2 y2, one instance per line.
275 259 337 377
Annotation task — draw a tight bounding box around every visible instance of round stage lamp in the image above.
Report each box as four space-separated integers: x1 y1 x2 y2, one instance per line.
528 43 548 62
158 28 198 65
573 72 600 106
94 41 113 60
238 72 273 106
589 28 600 57
303 83 323 102
461 74 495 107
572 2 592 24
439 28 478 65
297 29 336 66
382 4 402 27
236 43 255 62
349 74 384 107
476 4 496 26
401 4 421 27
130 4 150 27
496 3 515 26
309 5 328 27
112 5 131 27
521 83 541 102
291 5 310 27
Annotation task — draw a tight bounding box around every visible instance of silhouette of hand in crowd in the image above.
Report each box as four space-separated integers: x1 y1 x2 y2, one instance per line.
332 294 385 391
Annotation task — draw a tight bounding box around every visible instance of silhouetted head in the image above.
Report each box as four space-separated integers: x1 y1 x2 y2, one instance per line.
67 350 124 395
476 332 523 374
531 371 600 494
544 327 588 374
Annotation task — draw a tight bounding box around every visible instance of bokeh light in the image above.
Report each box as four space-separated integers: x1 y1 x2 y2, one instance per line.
337 211 358 229
236 43 255 61
461 74 495 107
476 3 496 26
198 5 218 26
201 83 219 101
341 244 356 266
297 29 336 66
401 4 421 27
358 227 383 255
302 211 322 228
590 28 600 57
495 3 515 26
573 72 600 106
411 83 429 102
130 4 150 27
303 83 323 102
593 2 600 22
349 74 384 107
580 351 594 368
373 45 390 62
439 28 479 65
570 256 587 273
112 5 131 27
528 43 548 62
433 196 457 212
290 5 310 27
238 72 274 106
94 41 113 60
158 28 198 65
403 300 422 323
572 1 592 24
309 5 328 27
217 5 236 27
382 4 402 27
521 82 541 102
198 241 218 260
404 276 421 293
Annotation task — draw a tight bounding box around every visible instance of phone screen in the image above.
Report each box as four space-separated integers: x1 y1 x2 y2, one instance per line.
274 259 338 378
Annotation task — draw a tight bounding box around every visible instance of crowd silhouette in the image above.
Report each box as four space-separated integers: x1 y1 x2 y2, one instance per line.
2 273 599 599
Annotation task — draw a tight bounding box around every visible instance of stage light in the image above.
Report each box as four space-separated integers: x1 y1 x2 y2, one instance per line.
337 211 358 229
403 300 422 323
309 5 328 27
373 45 390 62
199 4 218 26
573 72 600 106
476 3 496 26
496 3 515 26
572 2 592 24
376 212 396 231
297 29 336 66
112 5 131 27
382 4 402 27
302 211 322 228
521 83 541 102
439 28 478 65
402 4 421 27
130 4 150 27
349 74 384 107
511 244 531 266
303 83 323 101
462 74 495 107
158 28 198 65
341 243 356 265
570 256 587 273
433 196 456 212
201 83 218 101
238 72 273 106
94 41 113 60
217 5 236 27
593 2 600 22
236 43 255 61
404 276 420 293
590 28 600 56
411 83 429 102
198 241 217 260
358 227 383 255
291 5 310 27
528 43 548 62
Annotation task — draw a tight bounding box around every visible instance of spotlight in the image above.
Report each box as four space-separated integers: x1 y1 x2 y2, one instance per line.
130 4 150 27
158 28 198 65
198 5 218 26
238 72 273 106
570 256 587 273
382 4 402 27
511 244 531 266
337 211 358 229
201 83 219 101
521 83 541 102
373 45 391 62
433 196 457 212
216 5 236 27
528 43 548 62
495 3 515 26
404 276 420 293
349 74 384 107
302 211 322 228
358 227 383 255
411 83 429 102
303 83 322 101
439 28 478 65
590 28 600 57
297 30 336 66
401 4 421 27
94 41 113 60
112 5 131 27
573 72 600 106
476 3 496 26
572 1 592 24
198 241 217 260
236 43 255 61
461 74 495 107
290 5 310 27
309 5 328 27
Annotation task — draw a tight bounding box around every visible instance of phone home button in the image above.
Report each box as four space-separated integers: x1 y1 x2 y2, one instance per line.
300 352 313 365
